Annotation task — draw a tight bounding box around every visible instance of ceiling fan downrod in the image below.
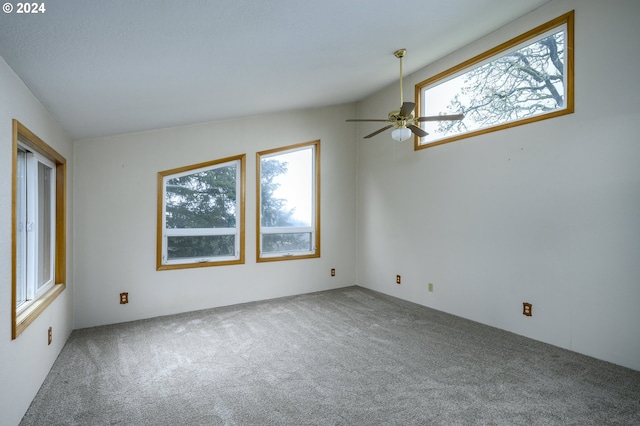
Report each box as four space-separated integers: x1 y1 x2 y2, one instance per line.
394 49 406 108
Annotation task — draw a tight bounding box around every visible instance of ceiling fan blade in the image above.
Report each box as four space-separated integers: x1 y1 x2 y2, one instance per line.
346 119 390 122
417 113 465 122
364 125 394 139
399 102 416 117
407 124 428 137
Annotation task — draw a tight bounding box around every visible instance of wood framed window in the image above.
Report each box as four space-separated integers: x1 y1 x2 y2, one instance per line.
12 119 67 339
157 154 246 270
257 140 320 262
415 11 574 149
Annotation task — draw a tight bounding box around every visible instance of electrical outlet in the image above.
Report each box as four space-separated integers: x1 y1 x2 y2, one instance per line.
48 327 52 345
523 302 532 316
396 275 401 284
120 292 129 304
331 268 336 277
428 282 434 292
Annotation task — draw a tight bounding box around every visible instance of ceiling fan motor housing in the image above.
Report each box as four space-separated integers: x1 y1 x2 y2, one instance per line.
388 109 415 126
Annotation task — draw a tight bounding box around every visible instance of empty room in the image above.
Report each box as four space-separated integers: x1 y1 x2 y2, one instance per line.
1 0 639 424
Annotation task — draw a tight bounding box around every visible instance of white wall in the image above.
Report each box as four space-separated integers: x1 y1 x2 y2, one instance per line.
73 104 357 328
356 0 640 371
0 56 74 426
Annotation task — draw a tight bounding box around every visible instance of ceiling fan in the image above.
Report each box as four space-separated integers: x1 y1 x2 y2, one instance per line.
346 48 464 141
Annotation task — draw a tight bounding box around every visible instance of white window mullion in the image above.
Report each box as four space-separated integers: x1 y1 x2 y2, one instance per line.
261 226 313 235
165 227 237 237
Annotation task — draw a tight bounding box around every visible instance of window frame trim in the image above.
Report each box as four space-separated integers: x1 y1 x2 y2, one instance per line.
156 154 246 271
12 119 67 340
414 10 574 150
256 139 321 263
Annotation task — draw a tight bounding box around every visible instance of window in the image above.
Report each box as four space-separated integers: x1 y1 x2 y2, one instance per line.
157 154 246 270
257 140 320 262
12 119 66 339
415 11 574 149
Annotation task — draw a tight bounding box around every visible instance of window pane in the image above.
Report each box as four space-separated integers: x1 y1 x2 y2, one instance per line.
262 233 312 254
165 164 237 229
158 155 245 269
260 148 313 228
415 12 574 149
16 150 27 306
37 161 53 290
422 29 566 144
257 140 319 261
167 235 235 260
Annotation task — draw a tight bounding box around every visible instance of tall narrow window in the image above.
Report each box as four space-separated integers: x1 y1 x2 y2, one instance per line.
16 148 56 306
257 140 320 262
12 119 66 339
157 154 246 270
415 11 574 149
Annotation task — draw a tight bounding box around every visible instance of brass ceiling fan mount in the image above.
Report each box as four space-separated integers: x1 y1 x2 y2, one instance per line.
394 48 406 59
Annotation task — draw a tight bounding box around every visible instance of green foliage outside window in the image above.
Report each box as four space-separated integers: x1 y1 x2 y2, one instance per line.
165 165 238 259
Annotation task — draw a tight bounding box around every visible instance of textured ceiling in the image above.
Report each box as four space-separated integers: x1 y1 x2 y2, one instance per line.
0 0 550 140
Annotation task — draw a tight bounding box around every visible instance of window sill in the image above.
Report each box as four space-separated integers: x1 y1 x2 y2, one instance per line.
257 252 320 262
157 258 244 271
14 283 66 339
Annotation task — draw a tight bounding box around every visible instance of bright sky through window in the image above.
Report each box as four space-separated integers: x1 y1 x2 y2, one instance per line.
270 149 312 226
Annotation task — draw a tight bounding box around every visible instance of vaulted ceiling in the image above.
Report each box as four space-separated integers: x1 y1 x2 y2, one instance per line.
0 0 550 140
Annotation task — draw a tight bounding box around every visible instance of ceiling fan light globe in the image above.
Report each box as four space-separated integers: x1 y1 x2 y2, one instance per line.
391 127 412 142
